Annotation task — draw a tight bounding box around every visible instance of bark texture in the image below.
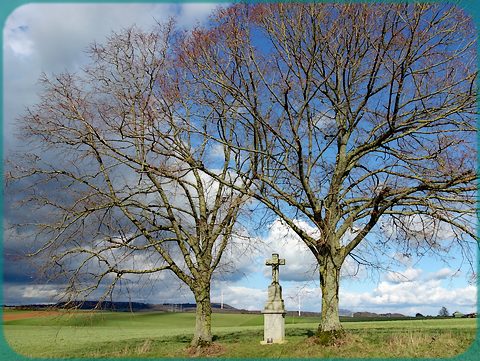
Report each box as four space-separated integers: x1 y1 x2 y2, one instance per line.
192 286 213 347
318 256 342 333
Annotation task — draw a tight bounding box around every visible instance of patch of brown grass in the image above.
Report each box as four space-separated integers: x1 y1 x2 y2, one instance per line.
3 310 64 321
383 331 465 358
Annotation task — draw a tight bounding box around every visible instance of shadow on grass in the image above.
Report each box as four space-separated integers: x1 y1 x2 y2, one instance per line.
286 328 316 337
165 334 192 343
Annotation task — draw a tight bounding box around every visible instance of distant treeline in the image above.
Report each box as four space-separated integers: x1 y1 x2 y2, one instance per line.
3 301 238 312
3 303 476 319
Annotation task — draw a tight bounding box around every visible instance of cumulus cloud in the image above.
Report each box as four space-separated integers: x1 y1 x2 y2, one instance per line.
3 23 33 57
261 219 318 282
212 286 266 311
426 267 460 281
4 284 61 304
4 3 215 67
260 218 368 282
213 240 260 282
282 285 320 313
208 143 226 160
384 267 423 283
379 214 458 246
3 3 216 152
177 3 220 27
392 252 414 267
340 280 477 313
4 4 160 72
340 269 477 315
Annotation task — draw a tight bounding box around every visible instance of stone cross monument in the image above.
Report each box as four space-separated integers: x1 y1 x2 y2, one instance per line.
261 253 286 344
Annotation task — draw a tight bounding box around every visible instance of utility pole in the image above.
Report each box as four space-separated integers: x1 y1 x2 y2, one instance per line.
221 289 224 310
298 293 301 316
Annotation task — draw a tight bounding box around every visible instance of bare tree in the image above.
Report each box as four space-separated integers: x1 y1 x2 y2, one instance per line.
9 23 251 347
181 3 477 340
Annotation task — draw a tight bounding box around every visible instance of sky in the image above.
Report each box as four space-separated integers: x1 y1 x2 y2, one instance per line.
2 2 478 317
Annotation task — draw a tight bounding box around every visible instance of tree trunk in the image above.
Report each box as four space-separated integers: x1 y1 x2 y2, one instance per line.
191 286 213 347
318 255 343 334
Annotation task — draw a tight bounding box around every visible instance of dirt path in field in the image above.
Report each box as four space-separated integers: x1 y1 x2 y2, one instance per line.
3 310 64 321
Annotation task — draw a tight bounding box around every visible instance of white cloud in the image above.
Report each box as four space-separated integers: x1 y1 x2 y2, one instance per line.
283 285 320 313
212 286 266 311
208 143 226 160
4 284 61 304
261 218 368 282
3 23 33 57
340 274 477 316
392 252 414 267
177 3 220 27
213 233 261 282
379 214 458 246
4 3 215 69
3 3 217 149
22 285 59 299
384 267 423 283
262 219 318 282
426 267 459 281
313 110 336 137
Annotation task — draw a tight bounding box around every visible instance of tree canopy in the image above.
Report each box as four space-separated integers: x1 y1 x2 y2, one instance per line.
11 22 252 347
181 3 477 336
438 306 450 317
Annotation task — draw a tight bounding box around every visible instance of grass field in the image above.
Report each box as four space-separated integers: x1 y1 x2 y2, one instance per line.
2 309 478 358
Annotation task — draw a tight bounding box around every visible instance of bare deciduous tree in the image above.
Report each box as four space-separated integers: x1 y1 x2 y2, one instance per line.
8 2 478 346
181 3 477 340
9 23 251 347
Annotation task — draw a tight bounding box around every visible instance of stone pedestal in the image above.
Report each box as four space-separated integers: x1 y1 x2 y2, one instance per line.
261 310 286 344
261 282 286 344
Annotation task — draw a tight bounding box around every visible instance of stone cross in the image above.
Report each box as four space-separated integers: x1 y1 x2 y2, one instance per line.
266 253 285 284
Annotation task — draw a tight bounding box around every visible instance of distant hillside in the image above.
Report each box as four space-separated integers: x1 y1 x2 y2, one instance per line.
339 309 354 316
151 302 238 312
353 311 406 318
5 301 237 312
4 302 402 319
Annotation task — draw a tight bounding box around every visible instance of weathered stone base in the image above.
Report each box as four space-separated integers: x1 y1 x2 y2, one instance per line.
261 312 285 344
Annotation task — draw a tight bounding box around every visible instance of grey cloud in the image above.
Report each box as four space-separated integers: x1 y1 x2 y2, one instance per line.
4 283 61 305
3 3 215 152
3 3 244 306
6 4 178 70
3 271 192 306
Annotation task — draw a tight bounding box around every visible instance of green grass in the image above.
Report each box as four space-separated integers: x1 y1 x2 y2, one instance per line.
2 310 477 358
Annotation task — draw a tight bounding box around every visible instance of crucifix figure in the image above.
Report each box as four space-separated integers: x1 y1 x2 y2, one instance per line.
266 253 285 284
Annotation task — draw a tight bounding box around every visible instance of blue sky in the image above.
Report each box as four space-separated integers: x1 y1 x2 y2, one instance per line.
2 2 477 317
